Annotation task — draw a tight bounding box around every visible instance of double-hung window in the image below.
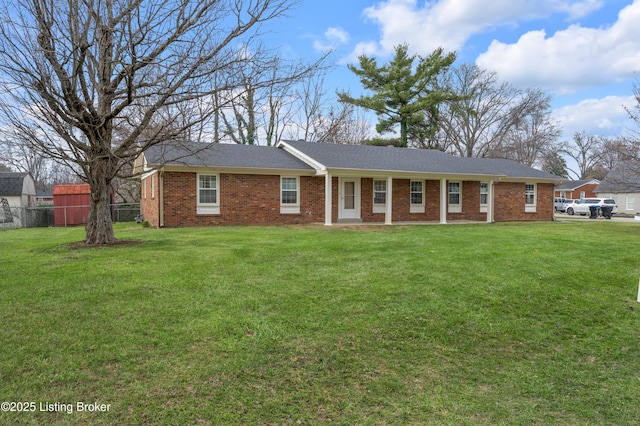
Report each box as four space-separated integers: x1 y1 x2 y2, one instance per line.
480 182 488 212
373 179 386 213
410 180 424 213
197 174 220 215
525 183 536 212
281 176 300 214
448 181 461 213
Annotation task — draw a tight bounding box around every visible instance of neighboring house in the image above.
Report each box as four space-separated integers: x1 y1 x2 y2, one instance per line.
596 162 640 215
36 189 53 205
137 140 564 228
0 172 37 227
554 179 600 200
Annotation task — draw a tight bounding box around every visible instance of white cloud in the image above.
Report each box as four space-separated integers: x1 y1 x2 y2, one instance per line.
326 27 349 44
348 0 604 59
313 27 350 52
476 0 640 94
553 95 636 138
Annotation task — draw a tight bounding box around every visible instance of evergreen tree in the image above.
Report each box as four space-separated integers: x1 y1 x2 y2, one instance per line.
338 44 458 147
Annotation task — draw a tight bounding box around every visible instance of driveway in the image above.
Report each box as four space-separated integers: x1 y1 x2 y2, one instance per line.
555 214 639 223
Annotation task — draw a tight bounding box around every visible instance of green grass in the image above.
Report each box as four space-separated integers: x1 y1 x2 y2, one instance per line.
1 222 639 425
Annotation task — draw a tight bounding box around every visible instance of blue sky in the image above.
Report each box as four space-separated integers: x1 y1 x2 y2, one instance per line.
268 0 640 142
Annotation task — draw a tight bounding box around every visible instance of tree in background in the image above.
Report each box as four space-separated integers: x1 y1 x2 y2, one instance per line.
0 132 78 189
287 73 372 144
561 132 604 179
437 64 521 157
0 0 306 244
437 64 560 166
540 152 569 178
216 55 330 146
337 44 458 147
487 88 561 167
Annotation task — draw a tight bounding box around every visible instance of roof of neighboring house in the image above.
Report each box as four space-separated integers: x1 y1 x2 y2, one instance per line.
144 141 315 171
279 140 563 181
0 172 29 196
596 162 640 193
36 189 53 198
555 179 600 190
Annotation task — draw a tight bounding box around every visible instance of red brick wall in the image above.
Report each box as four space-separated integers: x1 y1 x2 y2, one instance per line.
555 183 599 200
147 172 555 227
159 172 324 227
446 181 487 222
360 179 489 222
494 182 554 222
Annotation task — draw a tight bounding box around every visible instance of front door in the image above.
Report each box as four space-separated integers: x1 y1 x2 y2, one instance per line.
339 178 359 219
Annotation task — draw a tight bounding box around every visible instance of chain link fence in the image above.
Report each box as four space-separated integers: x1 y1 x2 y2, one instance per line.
0 204 140 229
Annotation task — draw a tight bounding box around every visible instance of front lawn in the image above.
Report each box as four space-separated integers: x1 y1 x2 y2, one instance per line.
1 222 639 425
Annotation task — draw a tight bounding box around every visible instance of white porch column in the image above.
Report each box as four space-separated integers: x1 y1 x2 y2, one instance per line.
440 178 447 224
385 176 393 225
486 180 494 223
324 173 332 226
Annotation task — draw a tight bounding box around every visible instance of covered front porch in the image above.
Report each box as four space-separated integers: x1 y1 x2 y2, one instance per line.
322 173 497 226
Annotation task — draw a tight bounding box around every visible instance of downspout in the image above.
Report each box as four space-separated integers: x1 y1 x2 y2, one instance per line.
385 176 393 225
487 179 495 223
440 178 447 224
324 172 332 226
159 169 164 228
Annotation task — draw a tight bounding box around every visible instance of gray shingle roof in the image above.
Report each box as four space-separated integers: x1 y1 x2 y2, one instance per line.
555 179 599 190
144 141 314 171
597 162 640 193
0 172 28 196
280 140 562 180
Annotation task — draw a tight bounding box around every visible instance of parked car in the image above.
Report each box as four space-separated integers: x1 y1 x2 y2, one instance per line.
554 198 573 212
565 198 618 216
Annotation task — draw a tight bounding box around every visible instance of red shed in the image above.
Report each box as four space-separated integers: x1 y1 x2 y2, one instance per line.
53 184 113 226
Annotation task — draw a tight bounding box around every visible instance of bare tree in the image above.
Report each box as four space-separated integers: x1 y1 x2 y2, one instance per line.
0 129 80 188
598 135 638 171
489 88 561 167
0 0 303 244
561 131 604 179
438 64 520 157
0 133 50 186
438 65 560 166
313 103 372 144
286 73 372 144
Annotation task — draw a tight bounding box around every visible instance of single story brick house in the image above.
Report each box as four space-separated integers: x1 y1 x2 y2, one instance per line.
137 140 563 227
554 179 600 200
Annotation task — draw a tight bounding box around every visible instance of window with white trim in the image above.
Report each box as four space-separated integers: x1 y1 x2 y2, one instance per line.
626 196 634 211
410 180 424 213
373 180 387 213
480 182 488 212
281 176 300 214
197 173 220 215
525 183 536 212
448 181 461 213
151 175 155 199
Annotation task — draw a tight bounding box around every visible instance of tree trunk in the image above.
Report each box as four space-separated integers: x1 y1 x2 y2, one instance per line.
85 168 115 245
400 119 408 147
